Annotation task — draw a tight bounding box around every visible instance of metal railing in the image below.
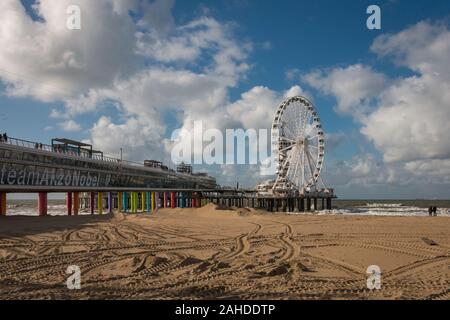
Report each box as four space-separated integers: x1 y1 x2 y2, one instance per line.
0 135 144 167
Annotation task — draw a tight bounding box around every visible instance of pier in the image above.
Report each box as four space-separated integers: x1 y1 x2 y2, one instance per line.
0 136 335 216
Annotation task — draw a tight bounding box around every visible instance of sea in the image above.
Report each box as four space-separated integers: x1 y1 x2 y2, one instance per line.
3 199 450 217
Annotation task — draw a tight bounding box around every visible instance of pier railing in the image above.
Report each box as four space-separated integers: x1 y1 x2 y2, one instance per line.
0 136 143 167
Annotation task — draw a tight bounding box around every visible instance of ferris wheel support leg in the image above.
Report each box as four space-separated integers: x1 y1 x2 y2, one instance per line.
293 198 298 212
326 198 332 210
122 192 125 212
98 192 104 215
145 192 150 213
306 198 311 211
299 198 304 212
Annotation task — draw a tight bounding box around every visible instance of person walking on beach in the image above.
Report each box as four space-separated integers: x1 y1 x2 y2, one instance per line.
433 206 437 216
428 206 433 216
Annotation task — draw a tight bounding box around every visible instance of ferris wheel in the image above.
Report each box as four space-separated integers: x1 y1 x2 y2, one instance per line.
271 96 325 194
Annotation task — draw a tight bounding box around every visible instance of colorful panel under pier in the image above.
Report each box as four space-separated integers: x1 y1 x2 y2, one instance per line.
98 192 103 214
170 192 175 208
38 192 47 216
151 192 155 212
67 192 72 216
118 192 122 212
141 192 145 212
73 192 80 216
122 192 127 213
180 192 184 208
130 192 134 213
130 192 135 213
155 192 159 212
163 192 168 208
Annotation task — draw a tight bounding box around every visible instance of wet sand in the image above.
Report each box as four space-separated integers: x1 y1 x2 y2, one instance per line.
0 204 449 300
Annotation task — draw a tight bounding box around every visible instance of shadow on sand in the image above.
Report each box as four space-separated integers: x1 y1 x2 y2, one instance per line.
0 214 115 239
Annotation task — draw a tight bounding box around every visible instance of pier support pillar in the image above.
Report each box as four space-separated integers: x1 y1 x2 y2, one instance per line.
164 192 168 208
170 192 175 208
155 192 159 212
73 192 80 216
306 198 311 211
66 192 73 216
321 198 325 211
38 192 47 216
118 192 123 212
98 192 103 215
300 198 305 212
0 192 7 215
314 198 317 211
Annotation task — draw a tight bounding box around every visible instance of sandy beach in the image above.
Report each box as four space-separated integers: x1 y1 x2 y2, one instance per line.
0 204 449 300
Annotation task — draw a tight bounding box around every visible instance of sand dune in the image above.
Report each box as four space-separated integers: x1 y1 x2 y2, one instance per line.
0 204 449 300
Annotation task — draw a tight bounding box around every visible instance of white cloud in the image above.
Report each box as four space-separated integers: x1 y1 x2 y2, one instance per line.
89 116 167 162
303 64 386 119
371 21 450 79
304 20 450 182
59 120 82 132
362 21 450 165
0 0 140 102
0 0 255 164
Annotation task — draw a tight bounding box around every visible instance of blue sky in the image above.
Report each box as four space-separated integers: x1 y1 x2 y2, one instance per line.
1 0 450 198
